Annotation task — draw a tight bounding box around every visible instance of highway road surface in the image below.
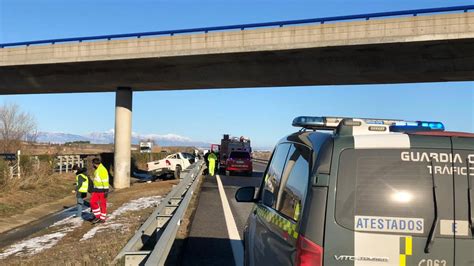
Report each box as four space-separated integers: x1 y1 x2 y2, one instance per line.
180 161 267 266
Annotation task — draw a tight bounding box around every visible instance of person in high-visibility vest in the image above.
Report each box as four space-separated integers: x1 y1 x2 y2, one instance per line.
208 152 217 176
72 165 89 219
90 158 109 224
293 200 301 221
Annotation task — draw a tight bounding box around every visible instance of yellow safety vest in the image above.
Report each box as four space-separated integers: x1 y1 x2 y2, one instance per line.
208 153 217 161
93 163 109 189
76 173 89 193
293 200 301 221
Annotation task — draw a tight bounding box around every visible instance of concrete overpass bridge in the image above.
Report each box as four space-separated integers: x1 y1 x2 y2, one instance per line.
1 5 473 188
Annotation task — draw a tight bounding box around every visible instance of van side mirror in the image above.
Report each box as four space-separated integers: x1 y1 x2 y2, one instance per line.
262 189 274 207
235 186 256 202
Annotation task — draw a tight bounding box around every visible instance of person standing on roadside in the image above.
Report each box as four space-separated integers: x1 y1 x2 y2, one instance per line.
90 158 109 224
207 151 217 176
203 150 210 175
72 165 89 219
203 151 210 167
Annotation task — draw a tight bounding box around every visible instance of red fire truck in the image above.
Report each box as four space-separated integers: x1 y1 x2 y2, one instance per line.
217 134 252 175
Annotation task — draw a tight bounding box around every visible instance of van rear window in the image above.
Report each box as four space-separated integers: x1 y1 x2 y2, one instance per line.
335 149 455 236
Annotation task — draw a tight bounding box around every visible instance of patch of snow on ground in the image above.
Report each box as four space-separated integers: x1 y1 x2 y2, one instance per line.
80 223 127 242
0 232 67 259
80 195 162 241
0 216 84 259
0 195 162 258
51 215 84 228
108 195 162 220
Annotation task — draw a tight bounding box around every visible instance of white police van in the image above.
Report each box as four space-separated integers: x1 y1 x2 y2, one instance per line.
236 116 474 266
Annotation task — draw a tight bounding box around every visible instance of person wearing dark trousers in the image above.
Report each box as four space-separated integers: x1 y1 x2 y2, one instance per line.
203 151 210 175
72 165 89 219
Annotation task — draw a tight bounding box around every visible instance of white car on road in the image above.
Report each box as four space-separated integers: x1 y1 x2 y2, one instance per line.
146 152 195 178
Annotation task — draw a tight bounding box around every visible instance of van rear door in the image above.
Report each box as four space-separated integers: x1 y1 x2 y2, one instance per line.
452 137 474 265
331 142 455 265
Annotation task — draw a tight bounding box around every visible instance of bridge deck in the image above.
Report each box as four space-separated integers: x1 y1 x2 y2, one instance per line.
0 12 473 94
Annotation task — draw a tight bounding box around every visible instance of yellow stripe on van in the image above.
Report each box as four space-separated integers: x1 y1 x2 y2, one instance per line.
405 236 412 256
399 254 406 266
256 206 299 239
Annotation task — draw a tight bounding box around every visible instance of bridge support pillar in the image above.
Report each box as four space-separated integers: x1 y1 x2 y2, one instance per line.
114 87 133 189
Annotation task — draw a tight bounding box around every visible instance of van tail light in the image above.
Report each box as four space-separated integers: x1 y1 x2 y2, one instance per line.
165 160 171 166
296 235 323 266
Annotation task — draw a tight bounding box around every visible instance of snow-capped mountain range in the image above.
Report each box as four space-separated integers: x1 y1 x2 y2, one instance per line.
36 130 210 147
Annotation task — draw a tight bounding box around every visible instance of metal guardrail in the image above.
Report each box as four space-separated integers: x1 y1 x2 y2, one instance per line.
1 5 473 48
252 158 269 164
114 160 204 266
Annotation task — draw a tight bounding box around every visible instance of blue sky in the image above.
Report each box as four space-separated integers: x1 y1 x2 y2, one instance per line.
1 0 473 148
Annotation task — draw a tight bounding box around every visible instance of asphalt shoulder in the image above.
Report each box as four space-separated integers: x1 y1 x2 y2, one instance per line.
180 175 235 266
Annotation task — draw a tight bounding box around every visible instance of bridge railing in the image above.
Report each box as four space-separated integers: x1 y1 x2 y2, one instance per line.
1 5 473 48
114 160 204 266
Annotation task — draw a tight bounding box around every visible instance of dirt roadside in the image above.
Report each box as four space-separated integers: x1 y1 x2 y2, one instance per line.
0 173 78 234
0 195 76 234
0 179 178 265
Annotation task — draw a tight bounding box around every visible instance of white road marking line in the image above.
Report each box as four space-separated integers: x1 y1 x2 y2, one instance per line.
216 174 244 266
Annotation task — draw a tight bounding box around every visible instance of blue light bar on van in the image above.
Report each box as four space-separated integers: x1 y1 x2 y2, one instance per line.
293 116 446 133
390 121 445 132
292 116 344 130
419 121 445 130
292 116 324 128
